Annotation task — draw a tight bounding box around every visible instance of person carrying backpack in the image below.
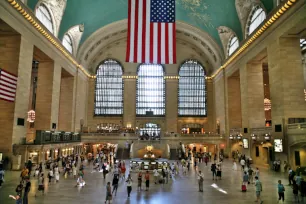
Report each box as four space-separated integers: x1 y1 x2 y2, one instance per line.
211 163 217 180
277 180 285 203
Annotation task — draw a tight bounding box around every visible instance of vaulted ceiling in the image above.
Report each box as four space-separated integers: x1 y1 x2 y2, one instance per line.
27 0 274 49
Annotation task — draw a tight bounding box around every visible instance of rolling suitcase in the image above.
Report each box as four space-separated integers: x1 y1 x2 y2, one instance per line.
242 184 247 192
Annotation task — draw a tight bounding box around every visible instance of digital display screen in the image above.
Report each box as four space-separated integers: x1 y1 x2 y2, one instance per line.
274 139 283 152
243 139 249 149
144 166 149 169
151 162 156 164
144 162 149 165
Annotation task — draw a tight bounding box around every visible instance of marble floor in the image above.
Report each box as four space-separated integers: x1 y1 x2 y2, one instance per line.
0 160 302 204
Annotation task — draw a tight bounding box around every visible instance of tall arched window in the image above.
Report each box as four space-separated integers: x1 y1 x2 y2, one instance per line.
228 36 239 56
36 4 54 34
136 64 165 116
62 34 73 54
178 60 206 116
95 59 123 115
247 6 266 36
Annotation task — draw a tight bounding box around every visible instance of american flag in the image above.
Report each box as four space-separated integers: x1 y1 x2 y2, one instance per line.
126 0 177 64
0 69 18 102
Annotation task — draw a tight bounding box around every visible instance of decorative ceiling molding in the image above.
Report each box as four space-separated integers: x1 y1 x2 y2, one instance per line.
64 24 84 57
77 20 223 75
217 26 237 57
235 0 261 38
35 0 67 37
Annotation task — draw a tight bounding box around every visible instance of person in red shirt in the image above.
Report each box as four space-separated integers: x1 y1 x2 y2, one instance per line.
145 171 150 191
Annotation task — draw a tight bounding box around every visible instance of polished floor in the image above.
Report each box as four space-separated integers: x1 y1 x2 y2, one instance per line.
0 159 302 204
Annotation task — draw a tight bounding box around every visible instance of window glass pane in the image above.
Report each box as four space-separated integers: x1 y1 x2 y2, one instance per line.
178 60 206 116
228 36 239 56
136 64 165 116
94 59 123 115
36 4 53 34
63 34 73 54
248 7 266 35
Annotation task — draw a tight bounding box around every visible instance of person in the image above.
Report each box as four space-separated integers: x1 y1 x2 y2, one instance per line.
247 167 253 184
255 167 260 178
48 168 53 185
162 169 167 184
198 170 204 192
295 173 302 188
72 165 77 178
76 175 86 187
232 161 237 171
182 164 187 175
137 171 142 191
153 169 159 184
211 163 217 180
0 168 4 187
145 171 150 191
121 163 126 180
112 174 119 196
243 171 249 186
240 158 245 171
288 168 293 185
277 180 285 203
23 177 31 204
9 194 22 204
126 174 133 198
35 173 44 197
21 167 29 182
26 159 33 177
15 181 23 196
54 165 60 182
216 164 222 180
105 182 112 204
254 176 263 203
293 180 299 203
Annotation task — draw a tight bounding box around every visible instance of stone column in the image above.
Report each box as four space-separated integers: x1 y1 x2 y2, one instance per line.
74 72 88 132
206 79 215 132
165 78 178 133
12 37 34 144
227 74 242 129
214 71 226 134
240 63 265 129
58 75 74 131
35 61 61 130
123 78 136 128
267 37 306 126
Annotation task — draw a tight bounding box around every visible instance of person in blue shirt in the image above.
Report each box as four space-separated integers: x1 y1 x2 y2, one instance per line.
277 180 285 203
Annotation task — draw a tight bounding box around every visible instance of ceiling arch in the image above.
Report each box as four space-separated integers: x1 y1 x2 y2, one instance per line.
77 19 223 75
27 0 274 49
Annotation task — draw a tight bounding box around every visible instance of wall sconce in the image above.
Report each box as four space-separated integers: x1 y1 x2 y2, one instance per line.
251 134 257 141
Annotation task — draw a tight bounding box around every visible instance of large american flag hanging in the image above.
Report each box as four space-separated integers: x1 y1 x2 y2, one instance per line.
0 69 18 102
126 0 177 64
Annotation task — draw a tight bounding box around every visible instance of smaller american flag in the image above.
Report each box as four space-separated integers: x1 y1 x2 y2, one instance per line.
0 69 18 102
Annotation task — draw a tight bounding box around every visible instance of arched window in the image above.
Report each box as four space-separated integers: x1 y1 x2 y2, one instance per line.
36 4 54 34
247 6 266 36
228 36 239 56
95 59 123 115
62 34 73 54
178 60 206 116
136 64 165 116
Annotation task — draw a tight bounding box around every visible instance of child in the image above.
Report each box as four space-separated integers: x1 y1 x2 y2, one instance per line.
277 180 285 203
76 175 86 187
9 194 22 204
34 167 40 177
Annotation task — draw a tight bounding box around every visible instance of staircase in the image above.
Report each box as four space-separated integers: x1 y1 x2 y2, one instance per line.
170 149 178 160
116 147 130 160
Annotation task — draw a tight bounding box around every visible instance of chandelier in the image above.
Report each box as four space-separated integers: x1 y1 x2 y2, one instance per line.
264 98 271 111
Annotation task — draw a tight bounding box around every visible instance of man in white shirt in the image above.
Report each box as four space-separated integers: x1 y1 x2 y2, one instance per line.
240 159 246 171
198 170 204 192
288 168 293 185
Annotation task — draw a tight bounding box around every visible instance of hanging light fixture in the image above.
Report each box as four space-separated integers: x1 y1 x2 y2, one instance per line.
264 98 271 111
